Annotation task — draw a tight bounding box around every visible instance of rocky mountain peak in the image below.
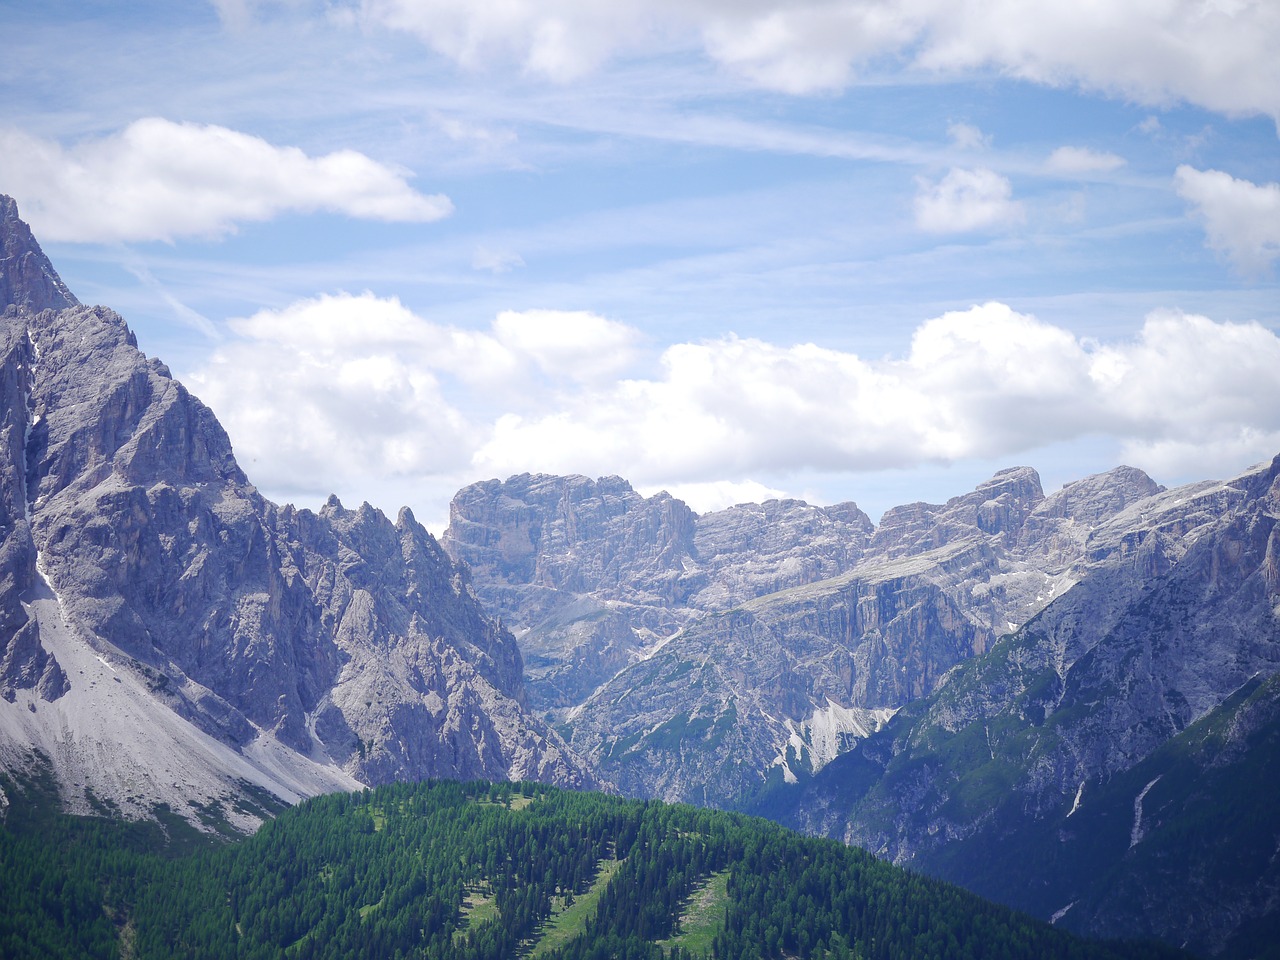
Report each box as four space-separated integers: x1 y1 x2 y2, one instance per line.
0 203 591 830
872 466 1045 556
0 195 79 315
1032 465 1162 523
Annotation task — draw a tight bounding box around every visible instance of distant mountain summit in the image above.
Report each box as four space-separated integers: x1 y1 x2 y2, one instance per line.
0 196 591 832
445 462 1166 807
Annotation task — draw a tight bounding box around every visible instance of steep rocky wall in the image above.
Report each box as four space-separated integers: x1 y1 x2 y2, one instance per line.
776 456 1280 954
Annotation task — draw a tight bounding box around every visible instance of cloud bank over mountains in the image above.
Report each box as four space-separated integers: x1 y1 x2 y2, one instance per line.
2 0 1274 523
188 298 1280 515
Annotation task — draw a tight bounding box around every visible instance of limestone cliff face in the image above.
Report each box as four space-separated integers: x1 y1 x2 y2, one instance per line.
446 463 1168 808
0 320 64 702
0 196 590 830
0 196 78 315
445 474 700 708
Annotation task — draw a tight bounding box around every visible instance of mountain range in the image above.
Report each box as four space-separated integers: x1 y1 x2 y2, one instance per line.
2 193 1277 955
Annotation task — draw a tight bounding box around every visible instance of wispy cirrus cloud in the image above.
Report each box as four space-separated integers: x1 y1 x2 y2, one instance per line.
0 118 453 243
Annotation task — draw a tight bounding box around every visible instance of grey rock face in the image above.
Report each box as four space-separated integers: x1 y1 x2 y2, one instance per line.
445 474 700 708
0 196 591 829
447 461 1171 809
778 456 1280 953
443 477 879 716
0 312 64 703
0 197 78 315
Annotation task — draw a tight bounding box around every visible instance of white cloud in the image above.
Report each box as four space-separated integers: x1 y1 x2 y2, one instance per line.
186 296 640 496
0 118 453 243
638 479 790 514
359 0 658 81
947 122 990 151
188 295 476 496
353 1 1280 120
470 302 1280 485
698 2 918 94
1044 146 1126 176
190 296 1280 515
1174 166 1280 274
491 309 640 383
914 167 1024 233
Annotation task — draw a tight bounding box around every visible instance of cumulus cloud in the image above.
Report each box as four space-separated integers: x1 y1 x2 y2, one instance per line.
1174 166 1280 274
190 295 1280 508
353 0 1280 119
1044 146 1126 176
359 0 657 81
185 296 638 496
914 167 1024 233
0 118 452 243
469 303 1280 484
491 309 639 383
698 2 917 94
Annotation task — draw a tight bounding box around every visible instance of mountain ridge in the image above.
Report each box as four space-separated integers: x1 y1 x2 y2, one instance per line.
444 459 1173 806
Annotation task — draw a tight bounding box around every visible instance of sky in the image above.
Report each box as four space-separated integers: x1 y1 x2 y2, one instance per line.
3 0 1279 531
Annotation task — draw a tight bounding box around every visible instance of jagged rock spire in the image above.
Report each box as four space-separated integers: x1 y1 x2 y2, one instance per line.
0 195 79 314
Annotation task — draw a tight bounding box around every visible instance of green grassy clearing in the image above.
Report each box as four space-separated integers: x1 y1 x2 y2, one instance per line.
527 857 623 958
655 869 730 956
454 886 499 943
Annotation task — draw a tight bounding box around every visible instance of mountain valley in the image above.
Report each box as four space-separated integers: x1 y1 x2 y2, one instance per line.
1 193 1278 957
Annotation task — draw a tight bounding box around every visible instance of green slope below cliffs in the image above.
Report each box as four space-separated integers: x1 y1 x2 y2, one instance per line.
0 777 1186 960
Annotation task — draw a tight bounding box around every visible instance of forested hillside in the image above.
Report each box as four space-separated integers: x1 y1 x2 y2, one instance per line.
1 774 1186 960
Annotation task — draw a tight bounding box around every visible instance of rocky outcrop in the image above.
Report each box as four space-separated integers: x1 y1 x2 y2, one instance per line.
0 196 78 315
445 474 701 708
0 196 590 831
444 477 881 716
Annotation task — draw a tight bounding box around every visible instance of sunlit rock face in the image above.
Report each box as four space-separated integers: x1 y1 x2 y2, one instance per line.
0 195 592 832
777 456 1280 957
444 458 1167 809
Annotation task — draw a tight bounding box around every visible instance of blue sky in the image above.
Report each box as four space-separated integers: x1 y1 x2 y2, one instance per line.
4 0 1279 529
